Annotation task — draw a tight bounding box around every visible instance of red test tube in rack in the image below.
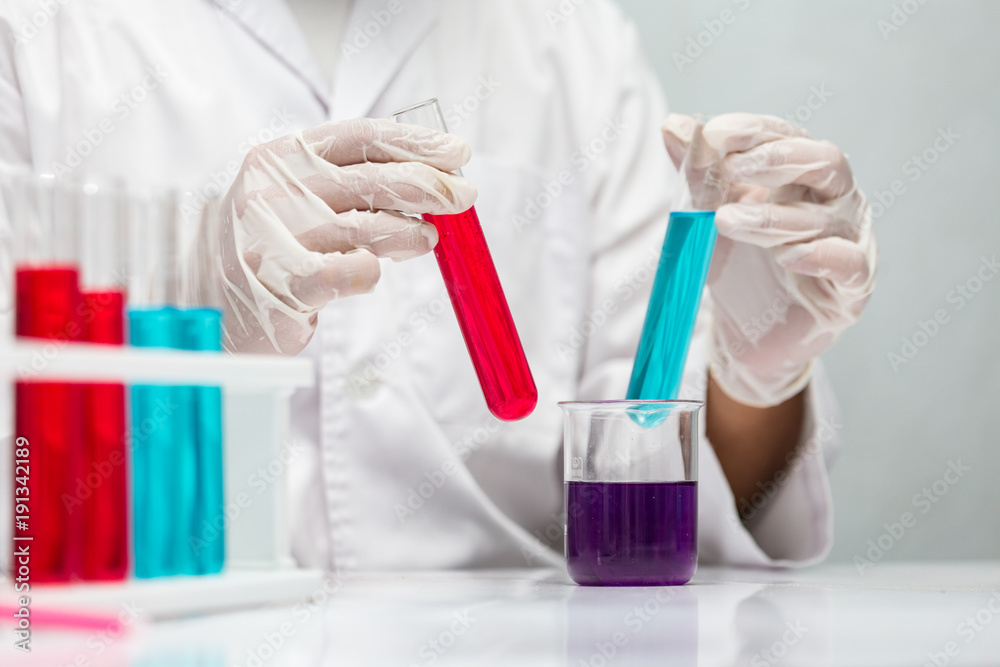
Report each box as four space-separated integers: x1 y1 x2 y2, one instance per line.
78 184 129 581
10 177 85 582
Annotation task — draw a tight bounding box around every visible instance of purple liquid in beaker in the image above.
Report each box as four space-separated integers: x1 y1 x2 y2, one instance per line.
565 481 697 586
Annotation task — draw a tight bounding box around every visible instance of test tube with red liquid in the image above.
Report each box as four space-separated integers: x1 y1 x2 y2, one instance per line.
9 176 85 583
392 99 537 421
78 184 129 581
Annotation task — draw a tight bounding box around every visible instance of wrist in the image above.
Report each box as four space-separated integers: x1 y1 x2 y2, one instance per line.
708 327 814 408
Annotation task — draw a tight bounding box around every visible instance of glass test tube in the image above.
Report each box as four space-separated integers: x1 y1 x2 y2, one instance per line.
627 120 726 402
9 175 85 583
127 191 189 577
78 183 129 581
128 192 226 577
392 99 537 422
176 200 225 576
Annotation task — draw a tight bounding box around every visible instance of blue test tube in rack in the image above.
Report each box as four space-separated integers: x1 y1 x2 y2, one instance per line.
129 307 183 578
127 191 225 577
176 307 225 575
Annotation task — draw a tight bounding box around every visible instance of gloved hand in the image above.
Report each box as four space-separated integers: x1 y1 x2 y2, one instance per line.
217 118 477 354
662 113 877 407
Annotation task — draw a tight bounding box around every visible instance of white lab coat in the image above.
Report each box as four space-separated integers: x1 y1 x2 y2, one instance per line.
0 0 839 571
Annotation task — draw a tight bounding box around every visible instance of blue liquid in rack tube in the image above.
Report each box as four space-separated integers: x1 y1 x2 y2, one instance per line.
176 308 225 575
627 212 717 403
129 307 181 578
129 307 225 577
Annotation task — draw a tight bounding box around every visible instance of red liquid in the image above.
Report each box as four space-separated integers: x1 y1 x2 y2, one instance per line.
423 207 537 421
14 266 85 583
80 290 129 581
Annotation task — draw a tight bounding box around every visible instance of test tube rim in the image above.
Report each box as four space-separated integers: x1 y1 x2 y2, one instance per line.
391 98 441 120
558 399 703 410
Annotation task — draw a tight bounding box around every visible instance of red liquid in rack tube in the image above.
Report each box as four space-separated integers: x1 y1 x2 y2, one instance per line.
80 289 129 581
14 266 85 583
423 207 537 421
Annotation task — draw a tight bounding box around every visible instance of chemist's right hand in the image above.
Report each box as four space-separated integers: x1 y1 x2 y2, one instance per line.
218 118 477 355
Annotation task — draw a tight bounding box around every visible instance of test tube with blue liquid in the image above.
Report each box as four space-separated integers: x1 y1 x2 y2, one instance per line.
176 200 225 575
127 191 186 577
128 192 224 577
627 119 727 408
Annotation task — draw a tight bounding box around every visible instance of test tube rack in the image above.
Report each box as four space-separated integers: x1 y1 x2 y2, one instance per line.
0 340 324 619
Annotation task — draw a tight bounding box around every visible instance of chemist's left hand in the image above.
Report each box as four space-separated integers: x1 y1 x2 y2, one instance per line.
662 113 878 408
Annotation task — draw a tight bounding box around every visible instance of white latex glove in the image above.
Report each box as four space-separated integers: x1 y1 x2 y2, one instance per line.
663 113 877 407
218 118 477 354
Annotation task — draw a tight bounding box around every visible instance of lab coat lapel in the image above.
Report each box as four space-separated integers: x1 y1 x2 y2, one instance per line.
331 0 440 120
207 0 330 109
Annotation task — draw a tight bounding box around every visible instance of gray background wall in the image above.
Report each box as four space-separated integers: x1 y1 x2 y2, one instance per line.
616 0 1000 562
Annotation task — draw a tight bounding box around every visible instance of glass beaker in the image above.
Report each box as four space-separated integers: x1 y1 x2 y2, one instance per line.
560 400 701 586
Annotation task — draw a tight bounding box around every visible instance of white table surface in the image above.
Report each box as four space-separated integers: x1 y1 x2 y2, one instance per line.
4 562 1000 666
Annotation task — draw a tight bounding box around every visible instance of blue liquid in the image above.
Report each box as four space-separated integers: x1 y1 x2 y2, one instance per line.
627 212 717 402
129 307 225 577
129 307 181 578
173 377 199 575
176 308 225 575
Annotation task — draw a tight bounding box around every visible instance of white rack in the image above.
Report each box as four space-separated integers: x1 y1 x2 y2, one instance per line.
0 340 323 619
0 340 313 387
